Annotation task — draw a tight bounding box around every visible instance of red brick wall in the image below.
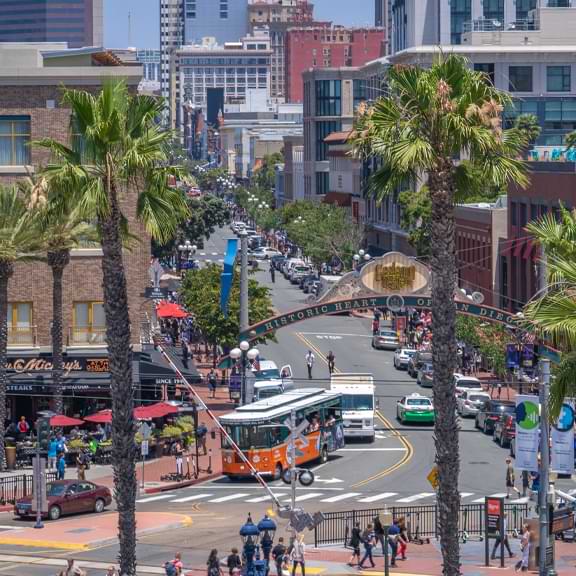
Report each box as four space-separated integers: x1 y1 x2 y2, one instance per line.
285 27 384 103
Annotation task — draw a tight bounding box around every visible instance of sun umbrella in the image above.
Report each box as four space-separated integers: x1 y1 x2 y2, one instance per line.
156 301 188 319
134 402 178 419
50 415 84 427
83 409 112 424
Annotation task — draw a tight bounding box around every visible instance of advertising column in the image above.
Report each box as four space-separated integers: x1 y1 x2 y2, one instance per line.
515 395 540 471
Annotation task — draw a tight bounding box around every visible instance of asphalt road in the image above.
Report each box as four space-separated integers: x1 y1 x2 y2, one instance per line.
0 226 572 574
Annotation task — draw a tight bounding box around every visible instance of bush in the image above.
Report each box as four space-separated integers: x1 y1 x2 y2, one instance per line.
161 425 183 439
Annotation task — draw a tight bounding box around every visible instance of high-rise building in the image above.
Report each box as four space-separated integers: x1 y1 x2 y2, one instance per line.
285 26 384 103
248 0 314 100
184 0 248 45
160 0 184 102
0 0 103 48
137 49 161 83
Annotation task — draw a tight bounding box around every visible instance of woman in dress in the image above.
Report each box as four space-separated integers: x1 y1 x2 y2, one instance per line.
515 524 531 572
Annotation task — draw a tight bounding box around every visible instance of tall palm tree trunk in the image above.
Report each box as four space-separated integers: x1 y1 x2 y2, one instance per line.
429 165 460 576
49 250 70 415
99 183 137 576
0 264 13 471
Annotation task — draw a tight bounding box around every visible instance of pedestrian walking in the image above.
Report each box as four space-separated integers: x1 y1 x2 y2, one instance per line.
207 549 223 576
57 453 66 480
491 517 515 560
105 566 120 576
372 318 380 335
290 534 306 576
58 559 86 576
505 458 520 498
47 436 58 470
358 524 376 569
208 369 217 398
197 422 208 455
76 451 87 481
270 262 276 283
182 341 189 369
373 516 386 555
174 440 184 477
225 547 242 576
387 520 400 567
397 517 408 561
521 470 530 498
272 537 287 576
347 522 362 566
515 524 531 572
327 351 335 374
164 552 183 576
305 350 315 380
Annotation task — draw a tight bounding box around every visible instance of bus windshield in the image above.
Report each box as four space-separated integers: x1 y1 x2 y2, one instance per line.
341 395 374 411
257 387 282 400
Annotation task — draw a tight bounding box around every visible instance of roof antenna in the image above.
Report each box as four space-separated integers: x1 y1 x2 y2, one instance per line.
128 10 133 47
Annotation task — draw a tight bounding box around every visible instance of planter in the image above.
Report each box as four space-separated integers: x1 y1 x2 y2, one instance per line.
5 446 16 470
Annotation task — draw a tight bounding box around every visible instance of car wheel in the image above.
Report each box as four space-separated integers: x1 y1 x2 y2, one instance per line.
474 416 480 429
320 446 328 463
94 498 105 513
48 505 61 521
273 463 282 481
492 431 499 443
483 420 489 434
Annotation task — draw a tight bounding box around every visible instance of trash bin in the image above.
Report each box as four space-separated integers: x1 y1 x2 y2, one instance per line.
5 446 16 470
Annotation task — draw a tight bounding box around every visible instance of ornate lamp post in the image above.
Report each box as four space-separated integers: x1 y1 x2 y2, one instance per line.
257 514 277 572
240 513 261 576
230 341 260 405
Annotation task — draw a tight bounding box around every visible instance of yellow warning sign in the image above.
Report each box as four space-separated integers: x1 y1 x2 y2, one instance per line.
427 465 439 490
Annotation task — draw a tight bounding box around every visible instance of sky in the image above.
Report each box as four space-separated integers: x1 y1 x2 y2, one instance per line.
104 0 374 49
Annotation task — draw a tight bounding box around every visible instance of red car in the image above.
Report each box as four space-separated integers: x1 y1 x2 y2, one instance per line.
15 480 112 521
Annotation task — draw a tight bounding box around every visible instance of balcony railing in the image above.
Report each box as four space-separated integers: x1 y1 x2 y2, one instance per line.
463 18 539 32
7 325 37 347
68 326 106 346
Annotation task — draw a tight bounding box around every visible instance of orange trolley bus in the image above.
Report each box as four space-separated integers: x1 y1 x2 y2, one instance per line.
219 388 345 479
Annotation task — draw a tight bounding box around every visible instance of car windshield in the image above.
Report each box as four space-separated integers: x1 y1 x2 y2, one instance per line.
407 399 431 406
46 483 68 497
402 350 416 356
469 394 489 402
423 363 433 372
379 331 397 338
341 395 374 411
458 380 482 389
494 404 515 413
255 368 281 380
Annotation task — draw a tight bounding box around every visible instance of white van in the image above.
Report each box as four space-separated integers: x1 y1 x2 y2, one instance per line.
251 360 294 401
282 258 305 279
330 373 375 441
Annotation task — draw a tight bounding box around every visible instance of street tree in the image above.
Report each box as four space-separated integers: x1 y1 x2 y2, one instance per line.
37 80 189 576
180 264 274 351
513 114 542 157
252 152 283 192
22 177 96 414
351 55 528 574
0 187 42 469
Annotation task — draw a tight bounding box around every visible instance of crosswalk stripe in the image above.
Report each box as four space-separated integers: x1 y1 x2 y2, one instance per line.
136 494 175 503
244 494 286 503
396 493 435 503
208 494 251 503
357 493 398 503
171 494 214 503
283 493 323 503
460 493 475 499
514 497 530 504
321 493 361 503
471 493 508 503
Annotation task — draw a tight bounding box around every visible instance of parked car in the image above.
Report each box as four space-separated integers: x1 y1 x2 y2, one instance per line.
283 258 305 278
271 255 286 270
454 374 484 397
456 390 491 417
493 413 516 448
251 247 281 260
407 351 432 378
15 480 112 521
417 363 434 387
290 265 312 284
299 274 317 290
393 348 417 370
475 400 516 435
396 393 435 425
372 329 400 350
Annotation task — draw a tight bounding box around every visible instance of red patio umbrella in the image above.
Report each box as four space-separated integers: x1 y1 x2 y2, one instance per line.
156 301 188 319
83 409 112 424
134 402 178 420
50 415 84 427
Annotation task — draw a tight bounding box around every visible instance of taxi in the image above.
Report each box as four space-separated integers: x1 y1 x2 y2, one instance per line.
396 393 435 425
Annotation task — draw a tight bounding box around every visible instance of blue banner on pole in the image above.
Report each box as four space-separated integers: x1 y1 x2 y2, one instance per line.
220 238 239 316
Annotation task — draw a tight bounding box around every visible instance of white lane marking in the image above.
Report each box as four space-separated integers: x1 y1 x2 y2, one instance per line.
320 493 361 503
211 252 218 255
396 493 435 503
245 494 283 503
136 494 176 503
0 525 22 530
514 497 530 504
339 448 407 452
208 493 251 503
299 332 372 338
170 494 214 503
357 493 398 503
460 493 475 499
316 335 342 340
283 493 324 503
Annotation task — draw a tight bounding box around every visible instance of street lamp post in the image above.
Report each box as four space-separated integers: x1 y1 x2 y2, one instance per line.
257 515 277 573
240 514 261 576
353 250 371 273
178 240 197 271
230 341 259 405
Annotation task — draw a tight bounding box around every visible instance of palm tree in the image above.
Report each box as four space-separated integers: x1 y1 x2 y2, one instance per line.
565 131 576 151
524 206 576 417
513 113 541 157
23 176 96 415
351 55 528 574
0 187 42 469
36 80 189 576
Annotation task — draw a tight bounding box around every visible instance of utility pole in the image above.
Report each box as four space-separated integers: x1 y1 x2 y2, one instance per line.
539 358 551 576
240 231 249 334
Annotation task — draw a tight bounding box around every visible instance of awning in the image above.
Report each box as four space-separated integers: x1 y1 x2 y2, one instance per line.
513 238 525 258
523 238 534 260
139 348 201 386
156 301 188 318
500 241 514 257
50 415 84 427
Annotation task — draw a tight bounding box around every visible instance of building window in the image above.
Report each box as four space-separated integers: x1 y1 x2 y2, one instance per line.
72 302 105 345
510 201 517 226
474 63 495 85
353 79 367 109
451 0 471 45
530 203 538 222
315 80 341 116
516 0 537 20
547 66 571 92
7 302 33 346
315 172 329 195
0 116 31 166
483 0 504 24
315 120 341 161
519 203 527 227
508 66 533 92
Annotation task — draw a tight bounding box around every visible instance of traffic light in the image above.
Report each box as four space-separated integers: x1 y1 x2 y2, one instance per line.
36 418 51 451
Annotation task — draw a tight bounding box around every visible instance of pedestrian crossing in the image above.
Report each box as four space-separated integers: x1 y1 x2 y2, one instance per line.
136 490 532 507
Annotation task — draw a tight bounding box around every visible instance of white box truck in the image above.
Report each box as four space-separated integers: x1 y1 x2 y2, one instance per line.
330 373 375 442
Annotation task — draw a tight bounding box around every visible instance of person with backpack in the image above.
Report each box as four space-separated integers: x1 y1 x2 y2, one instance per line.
226 547 242 576
373 516 385 555
164 552 183 576
347 522 361 566
358 524 376 569
197 422 208 455
272 537 287 576
208 369 218 398
207 549 223 576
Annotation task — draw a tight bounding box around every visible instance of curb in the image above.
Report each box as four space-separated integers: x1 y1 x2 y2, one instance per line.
144 471 222 493
0 504 14 513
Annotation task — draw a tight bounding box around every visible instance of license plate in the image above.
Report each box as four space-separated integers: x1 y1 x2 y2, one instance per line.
18 508 27 514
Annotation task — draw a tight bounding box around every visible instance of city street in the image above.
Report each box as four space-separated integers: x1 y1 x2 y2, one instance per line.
0 227 572 575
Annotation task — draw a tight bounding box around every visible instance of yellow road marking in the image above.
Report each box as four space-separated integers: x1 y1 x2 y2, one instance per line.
0 538 89 551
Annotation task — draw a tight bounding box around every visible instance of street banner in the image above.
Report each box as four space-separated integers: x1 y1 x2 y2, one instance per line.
506 344 519 370
551 403 575 475
522 344 535 368
515 395 540 472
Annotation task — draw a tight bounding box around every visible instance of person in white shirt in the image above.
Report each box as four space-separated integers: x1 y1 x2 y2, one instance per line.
305 351 315 380
290 534 306 576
